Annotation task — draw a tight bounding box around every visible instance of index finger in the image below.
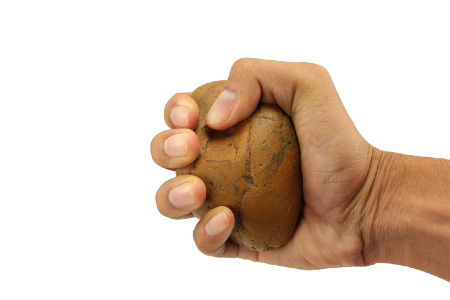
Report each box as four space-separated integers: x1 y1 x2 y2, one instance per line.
164 92 199 130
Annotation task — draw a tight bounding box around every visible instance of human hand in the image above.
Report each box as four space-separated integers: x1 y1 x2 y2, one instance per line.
151 58 380 269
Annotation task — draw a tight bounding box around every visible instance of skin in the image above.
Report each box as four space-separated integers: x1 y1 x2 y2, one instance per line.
151 58 450 280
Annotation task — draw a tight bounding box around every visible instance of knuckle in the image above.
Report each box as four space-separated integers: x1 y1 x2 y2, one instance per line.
229 57 262 84
306 63 331 81
231 57 257 74
293 62 331 89
308 62 329 75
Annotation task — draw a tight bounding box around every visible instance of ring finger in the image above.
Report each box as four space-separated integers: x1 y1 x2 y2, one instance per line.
151 128 200 170
156 175 206 220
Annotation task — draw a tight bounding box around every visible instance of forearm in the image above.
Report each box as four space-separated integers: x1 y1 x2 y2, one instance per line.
363 149 450 281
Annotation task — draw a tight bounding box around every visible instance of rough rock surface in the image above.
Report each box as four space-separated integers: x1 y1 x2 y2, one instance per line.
176 80 302 251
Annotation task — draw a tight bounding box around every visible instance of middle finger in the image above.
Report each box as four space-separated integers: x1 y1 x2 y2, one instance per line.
156 175 206 220
164 92 199 130
151 128 200 170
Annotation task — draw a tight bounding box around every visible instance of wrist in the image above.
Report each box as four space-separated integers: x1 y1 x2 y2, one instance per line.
358 149 400 266
361 149 450 280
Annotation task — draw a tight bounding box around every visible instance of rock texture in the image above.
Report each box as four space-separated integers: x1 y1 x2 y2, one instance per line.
176 80 302 251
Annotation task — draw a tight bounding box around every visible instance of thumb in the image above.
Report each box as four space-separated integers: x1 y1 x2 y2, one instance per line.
205 58 335 130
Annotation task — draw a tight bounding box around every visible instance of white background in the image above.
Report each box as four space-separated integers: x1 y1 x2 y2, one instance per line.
1 0 449 299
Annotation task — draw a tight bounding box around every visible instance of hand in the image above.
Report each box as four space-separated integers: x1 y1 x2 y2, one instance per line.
151 58 379 269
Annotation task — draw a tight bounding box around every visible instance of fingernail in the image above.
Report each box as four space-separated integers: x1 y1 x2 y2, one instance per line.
205 211 230 237
170 106 189 128
163 133 188 158
206 90 237 125
169 182 194 208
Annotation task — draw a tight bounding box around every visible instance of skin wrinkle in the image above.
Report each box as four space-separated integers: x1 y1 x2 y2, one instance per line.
208 235 230 258
291 227 320 269
334 146 375 266
370 153 407 263
336 151 375 265
154 59 450 280
357 149 384 265
288 227 320 270
169 61 398 271
311 155 366 174
307 213 330 269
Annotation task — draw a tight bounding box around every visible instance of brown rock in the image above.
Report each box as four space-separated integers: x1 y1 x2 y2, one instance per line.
176 81 302 251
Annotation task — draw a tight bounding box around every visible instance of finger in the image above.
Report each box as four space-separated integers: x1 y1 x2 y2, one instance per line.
164 92 199 130
156 175 206 220
191 205 303 264
205 57 337 130
151 128 200 170
193 206 240 258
